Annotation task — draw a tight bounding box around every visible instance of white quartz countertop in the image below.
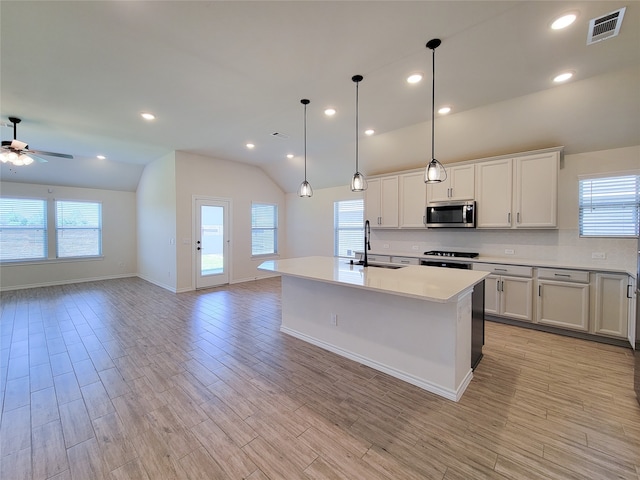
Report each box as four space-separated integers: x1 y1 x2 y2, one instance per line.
358 250 635 278
258 256 488 303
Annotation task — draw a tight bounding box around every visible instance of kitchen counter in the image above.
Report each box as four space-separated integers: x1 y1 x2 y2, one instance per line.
258 256 488 303
258 256 488 401
357 250 635 278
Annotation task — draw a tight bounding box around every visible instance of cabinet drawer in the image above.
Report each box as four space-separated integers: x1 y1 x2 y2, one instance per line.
392 256 419 265
473 263 532 277
537 268 589 283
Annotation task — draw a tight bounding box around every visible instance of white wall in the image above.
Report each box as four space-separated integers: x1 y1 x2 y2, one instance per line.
174 151 286 291
0 182 137 290
285 146 639 274
136 152 177 291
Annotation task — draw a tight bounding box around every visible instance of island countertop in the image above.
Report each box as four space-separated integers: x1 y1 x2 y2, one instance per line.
258 256 488 303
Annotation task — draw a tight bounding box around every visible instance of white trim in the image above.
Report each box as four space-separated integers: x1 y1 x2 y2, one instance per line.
578 169 640 180
280 326 472 402
137 273 177 293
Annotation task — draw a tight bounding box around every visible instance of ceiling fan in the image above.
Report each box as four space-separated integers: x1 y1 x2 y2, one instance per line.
1 116 73 166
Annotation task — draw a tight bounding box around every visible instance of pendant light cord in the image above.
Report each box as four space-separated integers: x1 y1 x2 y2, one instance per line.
431 45 435 161
304 102 308 182
355 79 359 173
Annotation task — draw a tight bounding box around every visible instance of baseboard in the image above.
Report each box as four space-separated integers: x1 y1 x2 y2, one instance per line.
0 273 137 292
231 273 280 284
136 274 177 293
280 325 471 402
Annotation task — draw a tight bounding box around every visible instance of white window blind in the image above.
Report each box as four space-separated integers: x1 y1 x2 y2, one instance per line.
252 203 278 255
56 200 102 257
0 198 47 261
334 199 364 257
579 174 640 237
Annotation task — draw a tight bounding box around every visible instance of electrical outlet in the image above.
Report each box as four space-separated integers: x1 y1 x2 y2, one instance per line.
591 252 606 259
383 244 390 249
412 245 419 250
330 314 338 326
505 249 515 255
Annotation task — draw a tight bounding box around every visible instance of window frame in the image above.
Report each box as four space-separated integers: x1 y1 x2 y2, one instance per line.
251 202 278 257
55 200 103 259
334 199 364 258
578 171 640 238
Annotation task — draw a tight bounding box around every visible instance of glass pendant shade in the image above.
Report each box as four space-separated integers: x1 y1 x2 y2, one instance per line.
351 171 367 192
425 158 447 183
298 180 313 197
298 98 313 198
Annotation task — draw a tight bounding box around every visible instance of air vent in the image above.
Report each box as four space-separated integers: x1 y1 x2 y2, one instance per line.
270 132 289 140
587 7 626 45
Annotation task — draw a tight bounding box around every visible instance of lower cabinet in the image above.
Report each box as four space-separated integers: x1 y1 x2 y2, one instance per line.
536 269 590 332
593 273 633 339
474 264 533 322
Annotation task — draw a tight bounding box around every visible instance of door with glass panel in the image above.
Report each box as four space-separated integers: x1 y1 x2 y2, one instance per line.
195 198 229 289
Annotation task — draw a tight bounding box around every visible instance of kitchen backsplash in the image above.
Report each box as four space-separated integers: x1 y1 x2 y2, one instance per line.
370 228 636 271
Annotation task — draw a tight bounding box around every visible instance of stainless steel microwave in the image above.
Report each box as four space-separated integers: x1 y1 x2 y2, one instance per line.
425 201 476 228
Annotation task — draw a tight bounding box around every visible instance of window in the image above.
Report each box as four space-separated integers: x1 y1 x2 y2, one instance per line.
56 201 102 257
579 174 640 237
0 198 47 261
252 203 278 255
334 199 364 257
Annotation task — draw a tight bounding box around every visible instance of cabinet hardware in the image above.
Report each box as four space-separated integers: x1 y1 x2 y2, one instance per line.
423 215 426 225
500 281 504 292
508 212 511 223
554 273 571 278
538 285 541 296
400 260 410 264
628 284 633 299
495 268 508 272
497 281 500 292
517 212 520 223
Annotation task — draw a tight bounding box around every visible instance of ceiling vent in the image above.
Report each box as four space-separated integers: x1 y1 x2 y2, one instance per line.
587 7 626 45
270 132 289 140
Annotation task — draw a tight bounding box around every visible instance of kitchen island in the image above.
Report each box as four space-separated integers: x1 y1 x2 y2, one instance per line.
258 256 488 401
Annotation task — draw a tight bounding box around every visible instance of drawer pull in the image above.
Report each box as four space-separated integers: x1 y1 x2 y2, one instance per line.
494 268 508 272
554 273 571 278
400 260 410 264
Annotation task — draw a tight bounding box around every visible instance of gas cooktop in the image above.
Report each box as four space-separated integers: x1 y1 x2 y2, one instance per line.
424 250 479 258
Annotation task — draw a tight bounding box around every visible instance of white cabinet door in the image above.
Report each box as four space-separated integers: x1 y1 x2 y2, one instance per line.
514 152 558 228
364 178 381 225
427 164 475 202
380 176 399 228
399 172 426 228
484 274 500 316
475 159 512 228
593 273 630 338
501 276 533 321
537 280 590 331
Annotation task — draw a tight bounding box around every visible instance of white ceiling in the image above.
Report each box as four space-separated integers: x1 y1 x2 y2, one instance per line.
1 1 639 193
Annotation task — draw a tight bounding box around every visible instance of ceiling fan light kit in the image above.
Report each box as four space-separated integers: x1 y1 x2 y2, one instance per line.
0 116 74 167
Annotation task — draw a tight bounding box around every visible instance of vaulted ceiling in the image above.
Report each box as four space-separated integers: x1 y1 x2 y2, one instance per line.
1 1 639 192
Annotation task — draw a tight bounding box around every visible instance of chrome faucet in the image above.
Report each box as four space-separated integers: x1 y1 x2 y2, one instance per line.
363 219 371 267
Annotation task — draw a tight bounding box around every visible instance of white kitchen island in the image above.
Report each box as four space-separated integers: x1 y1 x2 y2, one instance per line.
258 256 488 401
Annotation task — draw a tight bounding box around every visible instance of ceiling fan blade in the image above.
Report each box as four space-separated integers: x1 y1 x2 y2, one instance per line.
27 149 74 159
27 153 49 164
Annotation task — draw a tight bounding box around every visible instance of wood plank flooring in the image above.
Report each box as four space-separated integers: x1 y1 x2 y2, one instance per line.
1 276 639 479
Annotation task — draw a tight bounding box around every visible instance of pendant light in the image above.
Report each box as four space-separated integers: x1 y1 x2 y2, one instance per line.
350 74 367 192
424 38 448 184
298 99 313 197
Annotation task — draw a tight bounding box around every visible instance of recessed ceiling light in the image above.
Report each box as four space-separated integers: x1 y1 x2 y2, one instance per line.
438 106 452 115
553 71 574 83
324 108 337 116
551 13 577 30
407 73 423 84
246 143 255 149
141 112 155 120
97 155 106 160
286 154 294 159
364 129 375 136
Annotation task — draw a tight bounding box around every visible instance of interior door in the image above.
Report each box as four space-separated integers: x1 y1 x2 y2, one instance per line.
195 198 230 289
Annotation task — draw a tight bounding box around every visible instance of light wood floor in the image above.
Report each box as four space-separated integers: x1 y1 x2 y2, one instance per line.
1 276 639 480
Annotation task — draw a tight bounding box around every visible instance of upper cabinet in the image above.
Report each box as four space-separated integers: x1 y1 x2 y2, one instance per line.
365 175 399 228
399 171 427 228
427 164 475 203
476 151 559 229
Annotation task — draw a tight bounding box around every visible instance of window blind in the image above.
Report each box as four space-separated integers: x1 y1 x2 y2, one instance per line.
0 198 47 261
56 200 102 257
251 203 278 255
579 174 640 237
334 199 364 257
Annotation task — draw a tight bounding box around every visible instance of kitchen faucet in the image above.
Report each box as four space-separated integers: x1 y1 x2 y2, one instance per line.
364 219 371 267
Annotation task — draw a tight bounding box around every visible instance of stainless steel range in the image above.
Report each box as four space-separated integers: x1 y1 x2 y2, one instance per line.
422 250 479 269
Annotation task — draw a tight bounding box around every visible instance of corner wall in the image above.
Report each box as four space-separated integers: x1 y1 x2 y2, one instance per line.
136 152 177 291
